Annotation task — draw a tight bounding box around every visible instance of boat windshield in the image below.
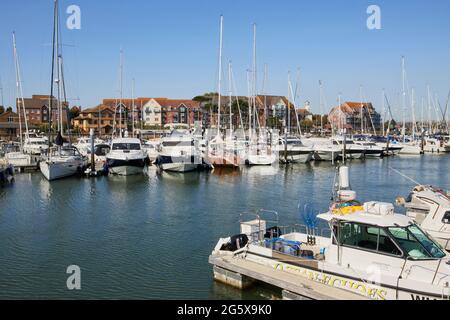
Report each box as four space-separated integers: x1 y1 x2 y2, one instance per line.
388 225 445 260
112 143 141 150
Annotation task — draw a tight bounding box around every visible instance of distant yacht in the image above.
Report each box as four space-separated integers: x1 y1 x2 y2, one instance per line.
106 138 147 176
155 129 204 173
277 136 313 163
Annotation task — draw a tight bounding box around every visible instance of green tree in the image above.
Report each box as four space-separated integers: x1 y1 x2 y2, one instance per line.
6 106 13 112
0 106 4 114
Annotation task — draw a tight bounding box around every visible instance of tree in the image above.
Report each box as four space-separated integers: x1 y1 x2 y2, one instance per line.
69 106 80 120
6 106 13 112
0 106 4 114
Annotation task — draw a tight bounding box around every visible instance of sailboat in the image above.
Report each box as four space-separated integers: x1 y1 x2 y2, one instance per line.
207 16 240 168
39 0 85 181
398 57 423 155
5 32 32 168
245 23 277 166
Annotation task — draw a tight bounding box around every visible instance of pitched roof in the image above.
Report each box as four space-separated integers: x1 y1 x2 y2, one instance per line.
153 98 200 109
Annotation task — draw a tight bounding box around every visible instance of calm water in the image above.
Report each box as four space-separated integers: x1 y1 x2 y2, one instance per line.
0 155 449 299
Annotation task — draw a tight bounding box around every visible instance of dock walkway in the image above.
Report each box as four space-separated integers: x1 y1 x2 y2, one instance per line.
209 254 368 300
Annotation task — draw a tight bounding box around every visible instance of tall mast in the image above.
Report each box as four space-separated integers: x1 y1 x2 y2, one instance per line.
401 56 406 141
381 89 385 136
48 0 58 149
262 63 268 129
427 85 431 133
319 81 324 135
119 48 123 138
411 88 416 139
228 60 232 138
252 23 257 132
12 32 23 149
287 71 291 135
216 15 223 136
359 85 364 134
55 0 62 135
132 78 135 138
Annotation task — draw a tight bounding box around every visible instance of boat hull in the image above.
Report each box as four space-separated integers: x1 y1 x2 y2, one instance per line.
106 158 146 176
39 159 83 181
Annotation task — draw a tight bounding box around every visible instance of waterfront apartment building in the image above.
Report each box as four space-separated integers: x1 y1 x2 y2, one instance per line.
73 104 128 135
328 102 382 133
142 98 202 127
0 110 19 140
17 95 68 126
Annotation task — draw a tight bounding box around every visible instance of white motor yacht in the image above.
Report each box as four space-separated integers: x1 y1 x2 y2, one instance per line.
23 137 49 155
106 138 147 176
397 185 450 251
210 166 450 300
155 130 204 173
277 136 314 163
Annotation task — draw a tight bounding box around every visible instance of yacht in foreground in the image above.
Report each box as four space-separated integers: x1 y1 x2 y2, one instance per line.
277 136 314 163
210 166 450 300
106 138 147 176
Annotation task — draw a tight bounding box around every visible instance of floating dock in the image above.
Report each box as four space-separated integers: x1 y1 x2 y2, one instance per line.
209 254 368 300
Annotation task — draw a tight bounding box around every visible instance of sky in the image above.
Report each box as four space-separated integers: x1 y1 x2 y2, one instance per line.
0 0 449 122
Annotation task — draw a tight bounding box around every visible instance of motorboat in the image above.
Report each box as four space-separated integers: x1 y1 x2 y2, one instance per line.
3 142 31 167
106 138 147 176
141 140 160 163
353 136 384 158
277 136 314 163
23 137 49 155
39 145 85 181
210 166 450 300
155 129 204 173
74 137 105 157
330 136 366 159
369 136 403 155
302 137 340 162
397 185 450 251
423 138 447 153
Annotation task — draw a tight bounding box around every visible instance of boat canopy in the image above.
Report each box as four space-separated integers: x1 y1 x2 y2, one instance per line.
317 211 413 228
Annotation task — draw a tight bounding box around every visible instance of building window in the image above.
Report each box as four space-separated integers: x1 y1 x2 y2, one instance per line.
7 116 13 123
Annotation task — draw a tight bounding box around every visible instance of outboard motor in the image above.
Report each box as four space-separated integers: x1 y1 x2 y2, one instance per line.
220 234 249 252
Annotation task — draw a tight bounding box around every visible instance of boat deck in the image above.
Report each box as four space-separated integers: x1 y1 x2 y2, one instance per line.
209 253 368 300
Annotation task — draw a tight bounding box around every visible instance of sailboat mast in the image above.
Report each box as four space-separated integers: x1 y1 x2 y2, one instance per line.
252 23 257 133
427 85 431 133
319 81 324 135
359 85 364 134
119 48 123 138
12 32 23 150
411 88 416 139
132 78 135 138
228 60 232 138
381 89 385 136
401 56 406 141
55 2 63 135
217 15 223 136
48 0 58 150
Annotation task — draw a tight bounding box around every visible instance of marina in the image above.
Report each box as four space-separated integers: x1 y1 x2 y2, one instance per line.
0 0 449 304
0 155 448 299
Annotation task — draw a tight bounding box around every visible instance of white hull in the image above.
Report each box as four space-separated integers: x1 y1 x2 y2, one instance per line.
108 165 144 176
247 153 277 166
399 143 423 155
5 152 32 167
39 159 83 181
313 150 339 161
280 152 313 163
160 162 198 173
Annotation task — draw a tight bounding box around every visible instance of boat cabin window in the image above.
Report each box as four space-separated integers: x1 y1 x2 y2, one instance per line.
442 212 450 224
339 222 402 256
388 225 445 260
112 143 141 150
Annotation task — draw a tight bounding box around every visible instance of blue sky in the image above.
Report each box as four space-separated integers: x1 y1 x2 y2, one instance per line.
0 0 449 121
